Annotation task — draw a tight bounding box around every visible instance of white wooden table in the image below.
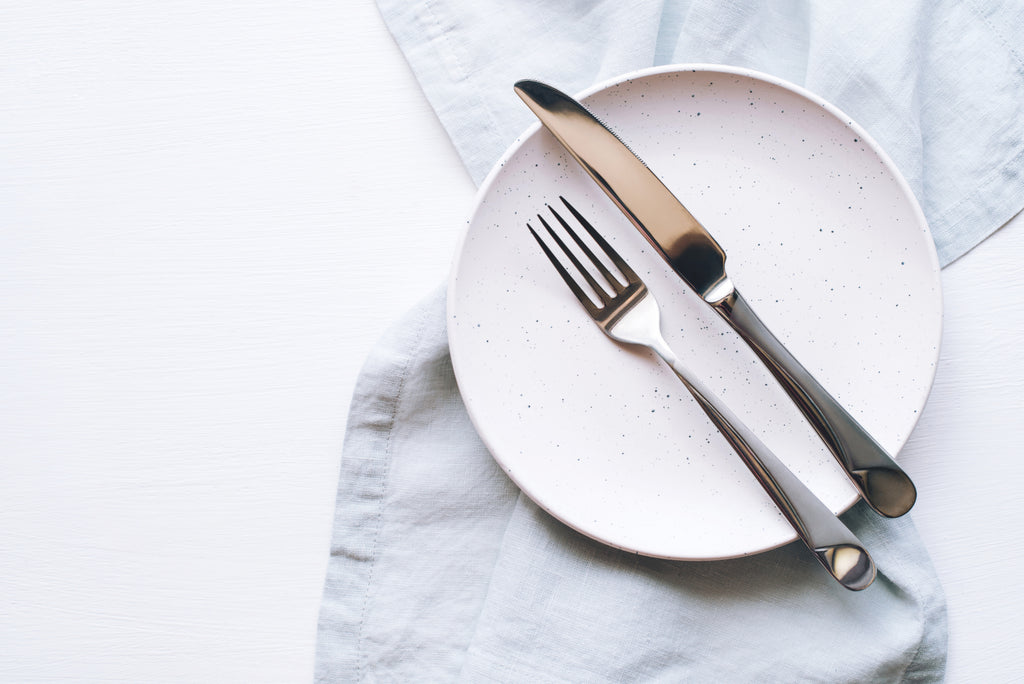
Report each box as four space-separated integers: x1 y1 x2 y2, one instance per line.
1 2 1021 681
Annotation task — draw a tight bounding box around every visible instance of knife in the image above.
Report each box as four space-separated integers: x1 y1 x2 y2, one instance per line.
514 78 917 518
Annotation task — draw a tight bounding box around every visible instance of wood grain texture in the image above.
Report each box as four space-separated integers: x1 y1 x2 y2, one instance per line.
0 1 472 681
900 215 1024 681
0 1 1020 681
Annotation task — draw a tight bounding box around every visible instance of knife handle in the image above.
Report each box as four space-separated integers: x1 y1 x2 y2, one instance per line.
712 288 917 518
663 361 876 591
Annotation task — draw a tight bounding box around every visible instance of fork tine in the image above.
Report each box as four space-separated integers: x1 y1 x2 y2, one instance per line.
548 204 625 294
536 214 610 304
528 224 601 315
559 196 639 283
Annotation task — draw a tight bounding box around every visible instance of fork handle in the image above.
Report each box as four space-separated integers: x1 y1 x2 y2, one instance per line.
711 288 917 518
662 357 876 591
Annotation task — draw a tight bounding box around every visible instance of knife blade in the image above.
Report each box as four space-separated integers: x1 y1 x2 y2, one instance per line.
514 78 917 518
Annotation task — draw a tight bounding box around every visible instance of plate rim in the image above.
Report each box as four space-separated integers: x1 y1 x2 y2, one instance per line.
446 63 943 560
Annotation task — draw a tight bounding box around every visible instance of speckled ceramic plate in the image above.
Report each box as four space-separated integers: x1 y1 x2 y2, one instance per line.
447 65 941 560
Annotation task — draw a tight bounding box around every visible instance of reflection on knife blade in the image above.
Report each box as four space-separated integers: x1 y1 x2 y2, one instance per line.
514 78 916 518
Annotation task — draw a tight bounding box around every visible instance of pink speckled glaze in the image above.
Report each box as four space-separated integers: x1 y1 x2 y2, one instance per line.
447 65 941 560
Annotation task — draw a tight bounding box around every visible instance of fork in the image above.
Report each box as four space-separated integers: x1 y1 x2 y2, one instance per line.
529 197 876 591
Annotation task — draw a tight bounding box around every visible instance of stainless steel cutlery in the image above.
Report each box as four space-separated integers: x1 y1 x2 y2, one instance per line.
515 79 916 518
529 197 876 590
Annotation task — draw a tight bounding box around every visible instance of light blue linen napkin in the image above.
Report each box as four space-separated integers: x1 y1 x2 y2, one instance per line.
373 0 1024 267
316 285 946 682
317 1 1024 681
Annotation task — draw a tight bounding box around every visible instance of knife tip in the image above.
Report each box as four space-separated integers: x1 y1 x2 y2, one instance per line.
513 79 562 109
513 79 535 99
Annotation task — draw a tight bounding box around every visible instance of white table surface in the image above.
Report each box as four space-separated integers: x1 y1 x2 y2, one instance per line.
1 2 1022 682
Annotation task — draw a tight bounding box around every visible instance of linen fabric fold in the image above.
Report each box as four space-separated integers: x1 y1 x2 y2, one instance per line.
374 0 1024 267
318 0 1024 680
315 287 947 682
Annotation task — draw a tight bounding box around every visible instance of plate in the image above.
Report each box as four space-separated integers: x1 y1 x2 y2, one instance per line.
447 65 941 560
